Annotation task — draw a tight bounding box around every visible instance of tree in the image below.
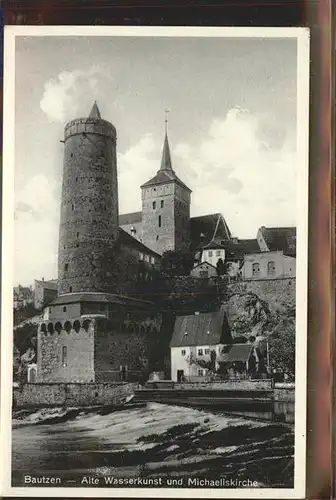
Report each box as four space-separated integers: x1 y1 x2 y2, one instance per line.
160 250 196 277
216 258 226 276
188 349 218 378
268 318 295 380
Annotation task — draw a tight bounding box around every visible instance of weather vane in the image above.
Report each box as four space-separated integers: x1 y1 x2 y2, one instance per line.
165 109 170 134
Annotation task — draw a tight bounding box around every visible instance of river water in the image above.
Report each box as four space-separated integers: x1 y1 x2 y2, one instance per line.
12 403 294 489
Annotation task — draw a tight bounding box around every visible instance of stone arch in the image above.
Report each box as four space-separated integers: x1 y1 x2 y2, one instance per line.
83 319 91 332
47 322 54 334
64 321 72 333
55 322 62 334
73 320 81 333
40 323 47 334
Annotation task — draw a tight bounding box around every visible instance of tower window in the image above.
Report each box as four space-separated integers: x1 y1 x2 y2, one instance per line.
76 232 79 238
64 263 69 271
156 235 159 240
71 204 74 211
63 306 67 312
62 346 67 365
158 215 161 227
69 286 72 293
75 177 78 182
152 201 156 209
161 200 164 208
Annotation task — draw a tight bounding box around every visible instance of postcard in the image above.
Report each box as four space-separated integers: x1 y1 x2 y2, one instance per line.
1 25 309 498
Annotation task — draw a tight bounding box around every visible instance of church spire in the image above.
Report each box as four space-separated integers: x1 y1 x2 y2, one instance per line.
89 101 101 119
159 110 173 171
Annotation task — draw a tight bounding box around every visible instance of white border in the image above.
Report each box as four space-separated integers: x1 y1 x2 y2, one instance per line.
1 25 310 498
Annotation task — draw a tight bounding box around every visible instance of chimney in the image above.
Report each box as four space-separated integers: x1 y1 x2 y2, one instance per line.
42 277 44 281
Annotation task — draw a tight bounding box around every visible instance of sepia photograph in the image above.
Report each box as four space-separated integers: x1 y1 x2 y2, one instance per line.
1 26 309 498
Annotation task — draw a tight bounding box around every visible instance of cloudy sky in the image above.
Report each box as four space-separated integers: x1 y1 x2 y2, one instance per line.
14 34 299 286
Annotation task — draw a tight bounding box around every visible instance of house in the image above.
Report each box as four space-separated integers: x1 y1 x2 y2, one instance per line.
257 226 296 256
13 285 34 310
170 308 232 382
218 343 267 379
241 250 296 280
190 261 217 279
34 279 58 309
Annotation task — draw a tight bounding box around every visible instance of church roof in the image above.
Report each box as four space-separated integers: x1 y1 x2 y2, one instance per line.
89 101 101 119
118 227 161 258
190 213 231 250
119 212 142 226
140 133 191 192
170 308 231 347
260 226 296 256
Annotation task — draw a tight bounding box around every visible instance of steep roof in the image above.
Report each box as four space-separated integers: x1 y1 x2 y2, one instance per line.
219 343 254 363
260 226 296 256
118 227 161 258
119 212 142 226
190 213 231 250
34 279 58 290
170 308 230 347
89 101 101 119
140 133 191 192
192 261 217 271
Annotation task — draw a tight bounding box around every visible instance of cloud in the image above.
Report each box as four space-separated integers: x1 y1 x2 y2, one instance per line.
14 175 59 285
40 66 114 122
117 134 160 214
173 107 297 237
118 107 297 239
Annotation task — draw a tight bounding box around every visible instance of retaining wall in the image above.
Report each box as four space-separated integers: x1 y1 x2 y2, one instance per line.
13 382 136 409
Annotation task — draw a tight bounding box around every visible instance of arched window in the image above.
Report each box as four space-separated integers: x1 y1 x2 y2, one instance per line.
64 321 72 333
55 322 62 334
62 346 67 365
40 323 47 333
73 320 81 333
252 263 260 276
267 261 276 275
47 322 54 334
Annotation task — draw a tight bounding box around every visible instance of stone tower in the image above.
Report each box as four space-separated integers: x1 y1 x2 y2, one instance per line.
141 130 191 255
58 102 119 294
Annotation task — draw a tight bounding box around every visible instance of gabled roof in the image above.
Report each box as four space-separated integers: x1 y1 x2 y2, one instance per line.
190 213 231 250
192 261 217 271
118 227 161 258
260 226 296 256
170 308 230 347
34 279 58 290
119 211 142 226
219 343 254 363
204 238 260 258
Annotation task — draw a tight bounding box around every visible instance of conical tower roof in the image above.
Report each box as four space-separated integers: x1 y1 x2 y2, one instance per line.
159 133 173 171
140 131 191 192
89 101 101 119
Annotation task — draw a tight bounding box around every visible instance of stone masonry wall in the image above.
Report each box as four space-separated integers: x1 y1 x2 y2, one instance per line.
227 278 296 314
37 322 95 383
94 315 161 382
58 116 118 294
13 382 137 408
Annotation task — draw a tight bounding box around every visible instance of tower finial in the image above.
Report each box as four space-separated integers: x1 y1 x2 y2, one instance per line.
165 109 170 135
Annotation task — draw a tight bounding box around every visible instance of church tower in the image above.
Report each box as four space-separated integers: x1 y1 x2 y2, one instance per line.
58 102 119 295
141 126 191 255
